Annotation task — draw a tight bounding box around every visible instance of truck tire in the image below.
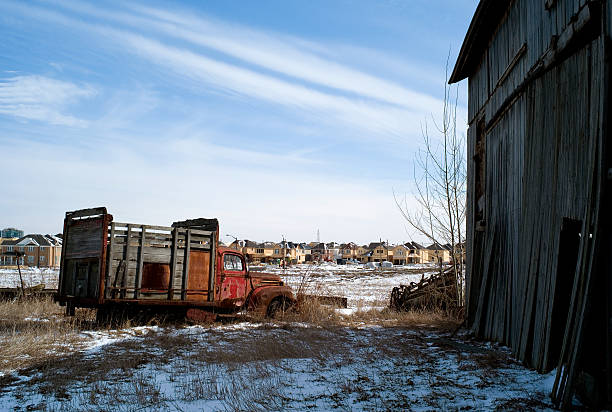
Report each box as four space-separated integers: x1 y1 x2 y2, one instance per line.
266 297 291 318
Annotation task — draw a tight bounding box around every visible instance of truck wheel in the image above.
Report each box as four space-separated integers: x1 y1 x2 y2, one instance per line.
266 298 291 318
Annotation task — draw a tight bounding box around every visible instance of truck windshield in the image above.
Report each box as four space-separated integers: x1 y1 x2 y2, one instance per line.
223 254 243 271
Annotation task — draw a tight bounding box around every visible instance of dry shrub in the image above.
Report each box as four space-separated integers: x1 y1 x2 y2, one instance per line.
287 294 341 325
341 307 461 330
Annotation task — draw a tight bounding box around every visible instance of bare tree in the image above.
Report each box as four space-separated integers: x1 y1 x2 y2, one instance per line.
394 63 467 306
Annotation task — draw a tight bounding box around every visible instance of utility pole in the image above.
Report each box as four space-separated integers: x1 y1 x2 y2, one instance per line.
226 234 239 250
11 251 26 298
282 235 286 270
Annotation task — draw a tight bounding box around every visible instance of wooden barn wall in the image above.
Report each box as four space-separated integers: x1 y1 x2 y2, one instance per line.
465 0 605 372
467 0 592 125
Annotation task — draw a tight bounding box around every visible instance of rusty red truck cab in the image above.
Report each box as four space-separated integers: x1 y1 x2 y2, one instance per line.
215 246 294 315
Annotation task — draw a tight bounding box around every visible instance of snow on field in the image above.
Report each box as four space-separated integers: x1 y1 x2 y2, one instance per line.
262 262 439 309
0 268 58 289
0 322 556 411
0 263 437 309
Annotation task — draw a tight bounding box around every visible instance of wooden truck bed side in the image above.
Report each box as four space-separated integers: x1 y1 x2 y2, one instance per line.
105 222 216 302
58 207 111 305
57 208 218 308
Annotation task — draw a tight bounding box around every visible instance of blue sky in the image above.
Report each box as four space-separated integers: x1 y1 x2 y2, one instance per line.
0 0 477 244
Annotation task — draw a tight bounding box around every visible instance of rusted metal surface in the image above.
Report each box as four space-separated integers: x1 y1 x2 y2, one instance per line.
185 308 217 322
142 262 170 291
186 251 209 301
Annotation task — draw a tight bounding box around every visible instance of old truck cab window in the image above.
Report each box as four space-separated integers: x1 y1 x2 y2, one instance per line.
223 254 243 271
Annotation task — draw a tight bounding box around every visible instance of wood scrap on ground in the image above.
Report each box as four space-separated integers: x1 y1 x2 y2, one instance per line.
389 267 459 312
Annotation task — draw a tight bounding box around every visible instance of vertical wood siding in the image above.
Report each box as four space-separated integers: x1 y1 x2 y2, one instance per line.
465 0 605 374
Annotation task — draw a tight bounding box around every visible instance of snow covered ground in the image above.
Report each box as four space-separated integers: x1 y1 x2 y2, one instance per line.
0 322 556 411
0 263 556 411
258 262 439 310
0 268 58 289
0 263 438 308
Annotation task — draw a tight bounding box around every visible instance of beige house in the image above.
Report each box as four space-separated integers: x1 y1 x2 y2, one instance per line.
340 242 358 260
289 243 309 264
404 241 426 264
0 234 62 268
231 240 274 264
391 245 408 265
355 245 369 263
368 243 391 263
423 242 451 264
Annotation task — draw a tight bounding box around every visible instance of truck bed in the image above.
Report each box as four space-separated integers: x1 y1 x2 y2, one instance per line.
57 207 218 308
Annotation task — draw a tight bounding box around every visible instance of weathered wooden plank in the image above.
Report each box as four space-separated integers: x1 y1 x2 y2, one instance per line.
169 228 178 300
112 222 173 232
66 207 107 219
104 222 116 299
176 228 214 237
121 225 132 299
135 226 145 299
182 230 191 300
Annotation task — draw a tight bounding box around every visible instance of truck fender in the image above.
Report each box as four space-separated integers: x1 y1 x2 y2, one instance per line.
246 286 295 314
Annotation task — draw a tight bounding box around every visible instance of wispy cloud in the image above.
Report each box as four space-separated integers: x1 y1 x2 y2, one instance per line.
50 0 441 111
128 5 442 112
5 1 452 141
116 33 422 140
0 75 95 126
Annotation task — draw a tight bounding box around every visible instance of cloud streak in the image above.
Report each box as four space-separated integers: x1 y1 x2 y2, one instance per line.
51 0 442 111
0 75 95 126
117 33 422 140
5 1 453 141
128 5 442 111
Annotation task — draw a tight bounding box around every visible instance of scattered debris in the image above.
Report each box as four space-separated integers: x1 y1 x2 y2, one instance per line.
389 266 459 312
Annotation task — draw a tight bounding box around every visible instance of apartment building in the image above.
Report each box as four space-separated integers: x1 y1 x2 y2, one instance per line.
1 227 23 238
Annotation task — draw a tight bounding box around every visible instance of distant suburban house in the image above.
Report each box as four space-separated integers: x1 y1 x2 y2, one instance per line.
310 242 327 261
340 242 358 260
232 237 450 266
391 245 408 265
404 241 425 264
424 242 451 264
325 242 341 261
0 234 62 267
368 243 390 263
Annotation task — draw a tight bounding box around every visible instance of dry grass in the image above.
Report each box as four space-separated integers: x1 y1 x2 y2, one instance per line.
0 293 459 376
260 292 461 332
0 296 550 411
0 296 96 374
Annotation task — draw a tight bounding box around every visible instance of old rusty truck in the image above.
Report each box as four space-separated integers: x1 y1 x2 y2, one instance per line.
55 207 295 321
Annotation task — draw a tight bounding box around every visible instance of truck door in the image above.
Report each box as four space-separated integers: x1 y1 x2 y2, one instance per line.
219 252 248 307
